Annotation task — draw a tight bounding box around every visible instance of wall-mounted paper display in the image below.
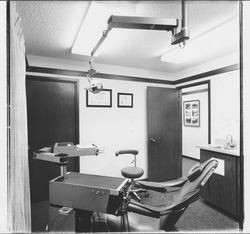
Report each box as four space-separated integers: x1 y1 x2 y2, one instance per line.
211 157 225 176
183 100 200 127
86 89 112 107
117 93 133 108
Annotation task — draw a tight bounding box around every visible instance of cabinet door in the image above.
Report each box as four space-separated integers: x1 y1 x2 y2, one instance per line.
147 87 182 181
200 150 240 217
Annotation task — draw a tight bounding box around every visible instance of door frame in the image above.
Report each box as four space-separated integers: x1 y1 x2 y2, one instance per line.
177 80 211 144
26 75 80 171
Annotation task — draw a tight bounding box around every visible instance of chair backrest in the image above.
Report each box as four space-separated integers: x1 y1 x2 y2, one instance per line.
115 150 138 156
171 158 218 205
160 158 218 230
115 150 139 167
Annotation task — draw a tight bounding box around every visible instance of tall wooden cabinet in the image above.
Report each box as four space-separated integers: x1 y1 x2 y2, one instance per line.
200 149 240 218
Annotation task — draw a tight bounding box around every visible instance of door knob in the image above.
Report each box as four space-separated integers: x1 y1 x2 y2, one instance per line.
150 138 156 143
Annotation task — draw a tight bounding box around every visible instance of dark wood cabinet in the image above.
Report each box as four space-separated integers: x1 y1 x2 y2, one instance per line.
200 149 240 218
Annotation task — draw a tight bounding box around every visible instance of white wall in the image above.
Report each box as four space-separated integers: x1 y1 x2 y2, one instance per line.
79 77 172 178
0 1 8 232
182 85 208 160
175 52 239 79
210 70 240 146
26 55 172 179
27 54 240 176
176 57 240 156
243 1 250 232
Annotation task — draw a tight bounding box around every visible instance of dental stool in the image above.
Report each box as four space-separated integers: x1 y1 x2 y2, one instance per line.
116 150 145 201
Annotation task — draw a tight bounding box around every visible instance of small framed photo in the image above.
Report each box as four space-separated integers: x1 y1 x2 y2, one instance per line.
183 100 200 127
86 89 112 107
117 93 133 108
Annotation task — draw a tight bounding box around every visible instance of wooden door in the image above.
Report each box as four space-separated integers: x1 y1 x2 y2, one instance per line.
26 76 79 202
147 87 182 181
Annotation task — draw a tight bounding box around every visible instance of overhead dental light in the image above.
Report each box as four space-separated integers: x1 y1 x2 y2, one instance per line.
83 0 189 93
85 57 103 94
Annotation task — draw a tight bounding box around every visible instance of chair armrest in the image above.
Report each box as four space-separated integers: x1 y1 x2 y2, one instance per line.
128 200 181 217
128 189 200 218
136 177 187 190
128 200 163 218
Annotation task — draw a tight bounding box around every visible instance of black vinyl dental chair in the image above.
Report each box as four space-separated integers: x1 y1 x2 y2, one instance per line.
106 158 218 232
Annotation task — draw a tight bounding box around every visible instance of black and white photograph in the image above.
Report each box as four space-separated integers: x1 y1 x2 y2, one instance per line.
1 0 250 233
183 100 200 127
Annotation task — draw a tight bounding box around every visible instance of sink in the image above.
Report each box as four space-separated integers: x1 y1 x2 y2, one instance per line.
208 145 236 150
214 145 223 149
208 145 222 149
224 145 236 150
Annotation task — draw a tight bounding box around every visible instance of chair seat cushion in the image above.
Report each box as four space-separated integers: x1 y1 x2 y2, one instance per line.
121 167 144 179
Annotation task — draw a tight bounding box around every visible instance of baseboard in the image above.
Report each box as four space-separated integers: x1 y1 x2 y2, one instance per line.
182 155 200 162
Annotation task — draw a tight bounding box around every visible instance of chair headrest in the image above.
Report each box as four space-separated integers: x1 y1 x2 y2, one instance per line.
187 164 202 182
187 158 218 182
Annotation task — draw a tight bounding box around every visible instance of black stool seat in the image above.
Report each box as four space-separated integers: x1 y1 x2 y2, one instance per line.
121 167 144 179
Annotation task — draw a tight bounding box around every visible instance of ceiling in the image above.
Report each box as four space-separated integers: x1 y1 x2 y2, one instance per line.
16 1 239 73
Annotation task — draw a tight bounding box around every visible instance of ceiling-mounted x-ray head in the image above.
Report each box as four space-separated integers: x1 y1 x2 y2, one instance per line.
85 59 103 94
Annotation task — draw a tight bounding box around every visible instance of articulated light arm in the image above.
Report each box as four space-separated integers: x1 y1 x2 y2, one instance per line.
86 0 189 92
89 0 189 58
90 15 180 58
91 25 112 58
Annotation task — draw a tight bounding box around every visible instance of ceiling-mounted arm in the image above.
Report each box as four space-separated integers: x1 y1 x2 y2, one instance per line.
87 0 189 91
91 25 113 58
87 15 179 88
107 15 178 31
171 0 189 45
90 15 178 58
89 0 189 58
90 16 179 58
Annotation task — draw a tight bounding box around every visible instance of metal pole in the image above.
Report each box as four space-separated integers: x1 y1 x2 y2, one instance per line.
91 25 112 57
60 165 67 178
182 0 187 29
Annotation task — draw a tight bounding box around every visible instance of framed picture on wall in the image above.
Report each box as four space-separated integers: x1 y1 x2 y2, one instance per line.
183 100 200 127
117 93 133 108
86 89 112 107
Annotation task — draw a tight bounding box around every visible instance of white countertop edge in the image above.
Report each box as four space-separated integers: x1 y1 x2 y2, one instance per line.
197 145 240 157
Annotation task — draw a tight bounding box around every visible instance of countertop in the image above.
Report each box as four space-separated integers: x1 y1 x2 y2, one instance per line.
197 144 240 157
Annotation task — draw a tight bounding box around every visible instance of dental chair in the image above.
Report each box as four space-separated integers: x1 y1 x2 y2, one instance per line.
106 158 218 232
